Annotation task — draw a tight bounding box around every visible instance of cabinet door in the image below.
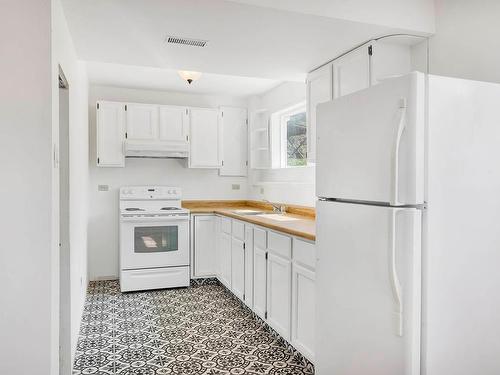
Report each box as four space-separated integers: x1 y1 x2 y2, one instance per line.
244 226 254 308
219 231 232 288
291 263 315 362
96 101 125 167
125 103 159 140
231 237 245 301
159 105 189 143
220 107 248 176
253 245 267 320
267 253 292 340
332 43 371 98
193 215 216 278
189 108 221 168
306 63 333 163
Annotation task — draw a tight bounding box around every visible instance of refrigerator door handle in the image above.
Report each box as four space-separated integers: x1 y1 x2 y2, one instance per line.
390 208 403 336
390 98 407 206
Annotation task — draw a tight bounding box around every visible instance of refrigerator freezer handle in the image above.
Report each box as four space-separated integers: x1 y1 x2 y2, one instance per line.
390 208 404 336
390 98 407 206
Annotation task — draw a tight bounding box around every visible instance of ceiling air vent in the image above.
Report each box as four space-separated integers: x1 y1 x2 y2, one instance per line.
166 35 208 48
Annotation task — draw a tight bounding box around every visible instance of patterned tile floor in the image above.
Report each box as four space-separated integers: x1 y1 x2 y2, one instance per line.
74 280 314 375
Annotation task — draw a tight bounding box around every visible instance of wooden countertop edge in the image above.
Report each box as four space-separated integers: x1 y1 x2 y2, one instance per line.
213 210 316 241
181 200 316 241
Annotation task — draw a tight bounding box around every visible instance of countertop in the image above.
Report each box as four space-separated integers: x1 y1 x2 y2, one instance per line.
182 200 316 241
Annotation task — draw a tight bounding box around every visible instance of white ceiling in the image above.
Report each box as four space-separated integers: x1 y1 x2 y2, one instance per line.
227 0 435 34
85 61 281 97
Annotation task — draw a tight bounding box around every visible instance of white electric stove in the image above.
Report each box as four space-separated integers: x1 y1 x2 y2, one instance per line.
119 186 190 292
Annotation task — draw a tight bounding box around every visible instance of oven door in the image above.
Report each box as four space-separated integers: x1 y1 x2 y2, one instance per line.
120 216 189 270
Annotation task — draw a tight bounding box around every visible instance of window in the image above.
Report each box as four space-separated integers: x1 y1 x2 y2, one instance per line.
279 104 307 167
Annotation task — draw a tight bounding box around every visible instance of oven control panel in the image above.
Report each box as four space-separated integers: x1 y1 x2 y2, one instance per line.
120 186 182 200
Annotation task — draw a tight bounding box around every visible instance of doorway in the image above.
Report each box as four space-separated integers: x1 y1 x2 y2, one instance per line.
58 68 71 375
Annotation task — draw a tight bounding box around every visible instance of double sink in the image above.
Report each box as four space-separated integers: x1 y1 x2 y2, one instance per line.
231 209 299 222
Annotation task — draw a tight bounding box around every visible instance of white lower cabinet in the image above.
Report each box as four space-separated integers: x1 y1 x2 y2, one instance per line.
253 243 267 320
192 215 216 278
292 263 315 361
211 216 315 362
244 225 254 308
231 237 245 300
219 231 232 288
291 238 316 362
267 252 292 341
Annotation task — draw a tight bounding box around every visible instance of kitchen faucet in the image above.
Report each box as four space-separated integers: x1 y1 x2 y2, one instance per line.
263 200 286 214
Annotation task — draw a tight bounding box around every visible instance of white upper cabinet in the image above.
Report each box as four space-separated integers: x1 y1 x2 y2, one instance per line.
189 107 221 168
306 63 333 163
332 43 371 99
159 105 189 143
371 35 428 84
220 107 248 176
125 103 159 140
96 101 125 167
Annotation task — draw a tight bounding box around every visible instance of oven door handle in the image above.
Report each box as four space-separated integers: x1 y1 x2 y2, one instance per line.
120 216 189 223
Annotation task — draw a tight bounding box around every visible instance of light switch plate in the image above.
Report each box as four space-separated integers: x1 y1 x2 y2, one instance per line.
98 184 109 192
232 184 240 190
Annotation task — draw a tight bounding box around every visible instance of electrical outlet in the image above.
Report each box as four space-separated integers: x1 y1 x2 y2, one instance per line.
232 184 240 190
98 184 109 192
260 187 265 194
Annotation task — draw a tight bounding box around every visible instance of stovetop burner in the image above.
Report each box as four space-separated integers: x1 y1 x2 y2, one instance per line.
160 207 181 211
125 208 145 211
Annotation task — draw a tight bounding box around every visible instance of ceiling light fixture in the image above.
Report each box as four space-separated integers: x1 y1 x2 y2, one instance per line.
178 70 202 85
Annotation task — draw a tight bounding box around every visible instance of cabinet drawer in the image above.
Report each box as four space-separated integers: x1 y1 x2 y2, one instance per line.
268 231 291 259
232 220 245 241
254 228 267 249
293 238 316 269
221 217 232 234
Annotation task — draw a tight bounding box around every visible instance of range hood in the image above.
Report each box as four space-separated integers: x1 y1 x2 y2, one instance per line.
124 140 189 159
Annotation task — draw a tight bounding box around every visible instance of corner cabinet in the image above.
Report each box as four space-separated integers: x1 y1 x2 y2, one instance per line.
189 107 222 168
96 101 125 167
191 215 217 278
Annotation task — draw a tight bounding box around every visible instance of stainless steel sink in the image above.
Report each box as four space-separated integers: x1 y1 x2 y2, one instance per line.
232 209 268 215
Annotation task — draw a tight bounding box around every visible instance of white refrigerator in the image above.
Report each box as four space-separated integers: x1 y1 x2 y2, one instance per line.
315 72 500 375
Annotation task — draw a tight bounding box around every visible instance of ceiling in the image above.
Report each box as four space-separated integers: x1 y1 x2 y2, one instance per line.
86 61 281 97
61 0 430 96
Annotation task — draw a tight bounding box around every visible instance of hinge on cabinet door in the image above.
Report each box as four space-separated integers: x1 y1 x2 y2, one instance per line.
221 160 224 166
186 108 188 115
186 135 189 141
97 157 100 164
243 242 246 250
246 119 248 125
265 311 268 319
246 160 248 166
265 252 268 260
125 132 128 139
125 104 128 111
243 293 245 301
96 103 99 109
221 111 224 118
368 45 373 56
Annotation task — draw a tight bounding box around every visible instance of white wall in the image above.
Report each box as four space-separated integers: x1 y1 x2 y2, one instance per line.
248 82 316 206
88 85 248 280
0 1 54 374
52 0 90 371
429 0 500 84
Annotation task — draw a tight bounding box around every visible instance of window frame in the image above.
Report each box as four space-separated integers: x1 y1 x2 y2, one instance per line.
277 102 307 168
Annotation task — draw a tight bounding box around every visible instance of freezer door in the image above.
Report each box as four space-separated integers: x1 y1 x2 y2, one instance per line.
316 72 425 205
315 200 421 375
